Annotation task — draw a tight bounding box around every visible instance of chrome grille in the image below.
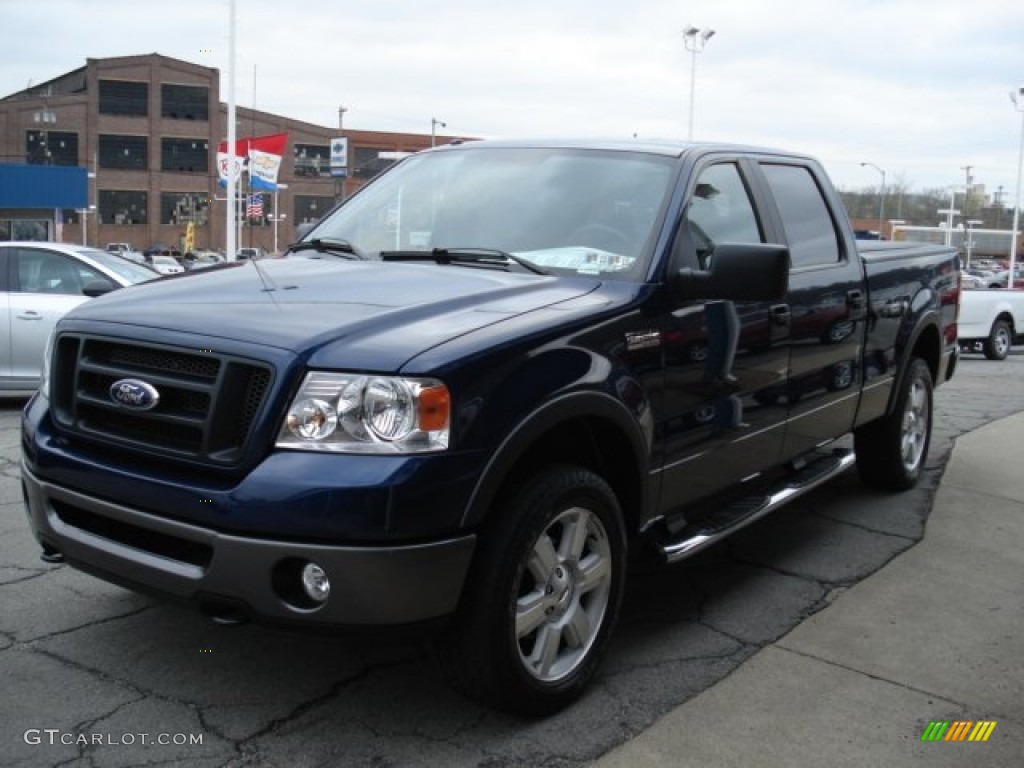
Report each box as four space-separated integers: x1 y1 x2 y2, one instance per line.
51 335 273 466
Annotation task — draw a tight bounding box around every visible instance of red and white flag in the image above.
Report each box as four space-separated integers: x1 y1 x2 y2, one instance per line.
217 133 287 191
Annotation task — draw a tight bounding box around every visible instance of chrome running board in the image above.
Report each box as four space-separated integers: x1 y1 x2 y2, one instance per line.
661 448 856 564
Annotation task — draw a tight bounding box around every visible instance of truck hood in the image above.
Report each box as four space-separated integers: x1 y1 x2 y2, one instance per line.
65 259 602 371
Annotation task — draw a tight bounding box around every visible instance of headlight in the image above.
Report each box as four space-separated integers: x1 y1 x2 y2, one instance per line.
277 372 450 453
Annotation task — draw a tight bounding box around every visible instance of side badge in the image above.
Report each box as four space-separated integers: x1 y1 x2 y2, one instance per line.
625 330 662 352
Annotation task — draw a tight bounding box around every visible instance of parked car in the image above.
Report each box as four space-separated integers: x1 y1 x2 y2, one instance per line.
106 242 146 263
985 266 1024 289
184 250 226 270
958 286 1024 359
149 255 185 275
960 273 986 290
144 245 183 261
0 241 158 391
237 247 267 260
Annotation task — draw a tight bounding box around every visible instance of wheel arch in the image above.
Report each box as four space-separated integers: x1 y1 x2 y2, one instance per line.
461 392 650 538
992 311 1015 334
886 314 941 417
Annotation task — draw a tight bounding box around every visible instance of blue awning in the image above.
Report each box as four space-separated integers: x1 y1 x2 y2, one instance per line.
0 164 87 208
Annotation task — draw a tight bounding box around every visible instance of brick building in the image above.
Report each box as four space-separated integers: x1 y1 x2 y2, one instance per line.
0 53 461 252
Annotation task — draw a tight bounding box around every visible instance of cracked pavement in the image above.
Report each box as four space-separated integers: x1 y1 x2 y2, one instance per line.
3 350 1023 767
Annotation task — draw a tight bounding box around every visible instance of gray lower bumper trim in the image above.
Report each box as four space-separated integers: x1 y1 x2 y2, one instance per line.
22 463 476 626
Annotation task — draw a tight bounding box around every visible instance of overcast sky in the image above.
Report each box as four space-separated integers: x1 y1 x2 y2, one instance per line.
4 0 1023 204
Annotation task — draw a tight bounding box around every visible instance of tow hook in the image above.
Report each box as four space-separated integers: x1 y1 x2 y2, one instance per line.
40 545 65 564
200 601 249 626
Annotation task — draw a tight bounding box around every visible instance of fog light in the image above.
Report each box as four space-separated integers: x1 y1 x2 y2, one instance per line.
301 562 330 603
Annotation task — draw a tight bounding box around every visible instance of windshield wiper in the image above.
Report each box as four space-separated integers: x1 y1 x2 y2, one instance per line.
379 247 549 275
288 237 365 260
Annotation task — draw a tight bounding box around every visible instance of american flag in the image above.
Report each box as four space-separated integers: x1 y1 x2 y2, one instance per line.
246 194 264 219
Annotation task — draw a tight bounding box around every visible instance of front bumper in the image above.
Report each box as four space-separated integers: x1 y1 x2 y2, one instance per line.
22 463 476 627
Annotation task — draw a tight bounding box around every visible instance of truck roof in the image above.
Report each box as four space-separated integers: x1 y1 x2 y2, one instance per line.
428 137 813 162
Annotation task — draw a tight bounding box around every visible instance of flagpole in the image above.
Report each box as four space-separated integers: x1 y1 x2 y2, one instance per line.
225 0 237 261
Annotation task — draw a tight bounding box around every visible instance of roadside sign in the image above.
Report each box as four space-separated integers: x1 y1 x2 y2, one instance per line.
330 137 348 177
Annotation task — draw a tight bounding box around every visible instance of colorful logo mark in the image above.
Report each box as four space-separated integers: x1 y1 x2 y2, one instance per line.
921 721 997 742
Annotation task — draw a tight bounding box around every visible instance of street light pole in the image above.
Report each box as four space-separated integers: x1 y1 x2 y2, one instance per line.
431 117 446 148
860 162 886 236
1009 86 1024 285
683 26 715 141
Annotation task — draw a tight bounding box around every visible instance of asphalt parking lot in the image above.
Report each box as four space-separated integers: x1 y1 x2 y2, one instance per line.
2 350 1023 767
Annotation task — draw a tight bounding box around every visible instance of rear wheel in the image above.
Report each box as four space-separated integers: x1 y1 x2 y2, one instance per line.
438 466 626 716
854 357 933 490
983 319 1011 360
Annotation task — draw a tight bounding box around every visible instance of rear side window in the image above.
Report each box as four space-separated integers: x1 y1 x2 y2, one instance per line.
761 164 841 269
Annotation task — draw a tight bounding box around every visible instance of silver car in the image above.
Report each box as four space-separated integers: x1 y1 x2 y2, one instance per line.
0 242 158 392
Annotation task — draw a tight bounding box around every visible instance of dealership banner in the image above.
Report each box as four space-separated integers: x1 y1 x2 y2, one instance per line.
217 133 288 191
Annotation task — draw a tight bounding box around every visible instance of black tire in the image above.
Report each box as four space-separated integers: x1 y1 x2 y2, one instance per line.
983 319 1011 361
854 358 933 490
438 466 626 716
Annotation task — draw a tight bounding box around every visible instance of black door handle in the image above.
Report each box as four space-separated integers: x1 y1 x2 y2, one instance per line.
770 304 791 325
847 290 867 320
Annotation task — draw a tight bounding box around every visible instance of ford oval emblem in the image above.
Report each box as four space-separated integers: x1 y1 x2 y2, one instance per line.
109 379 160 411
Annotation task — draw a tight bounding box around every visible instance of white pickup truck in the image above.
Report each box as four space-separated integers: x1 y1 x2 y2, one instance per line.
958 287 1024 360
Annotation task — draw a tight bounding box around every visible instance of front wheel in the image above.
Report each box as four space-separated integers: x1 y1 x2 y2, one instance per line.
854 357 933 490
983 319 1011 360
438 466 626 716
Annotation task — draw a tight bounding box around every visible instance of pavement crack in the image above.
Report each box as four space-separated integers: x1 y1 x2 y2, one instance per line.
66 695 149 765
226 656 420 760
808 511 919 540
23 603 155 644
774 644 969 709
940 481 1024 507
0 567 59 586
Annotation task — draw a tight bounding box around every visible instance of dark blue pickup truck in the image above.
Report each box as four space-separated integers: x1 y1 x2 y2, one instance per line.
21 139 959 715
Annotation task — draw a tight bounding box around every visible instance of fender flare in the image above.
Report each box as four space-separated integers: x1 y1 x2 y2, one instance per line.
460 390 651 530
885 309 942 417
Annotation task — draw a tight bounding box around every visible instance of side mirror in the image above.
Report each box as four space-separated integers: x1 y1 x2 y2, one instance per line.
674 243 789 302
82 279 117 297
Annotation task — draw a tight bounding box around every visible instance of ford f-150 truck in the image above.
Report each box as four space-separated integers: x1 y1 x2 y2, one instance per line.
21 139 959 715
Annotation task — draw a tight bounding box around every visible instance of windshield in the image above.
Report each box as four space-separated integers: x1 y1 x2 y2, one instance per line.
306 146 676 280
82 249 159 284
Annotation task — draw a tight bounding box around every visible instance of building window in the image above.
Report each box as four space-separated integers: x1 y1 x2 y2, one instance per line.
99 190 148 225
98 80 148 117
294 195 332 224
294 144 331 177
5 220 51 241
161 84 209 121
161 192 210 226
161 138 209 173
25 131 78 166
99 135 148 171
352 147 399 180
